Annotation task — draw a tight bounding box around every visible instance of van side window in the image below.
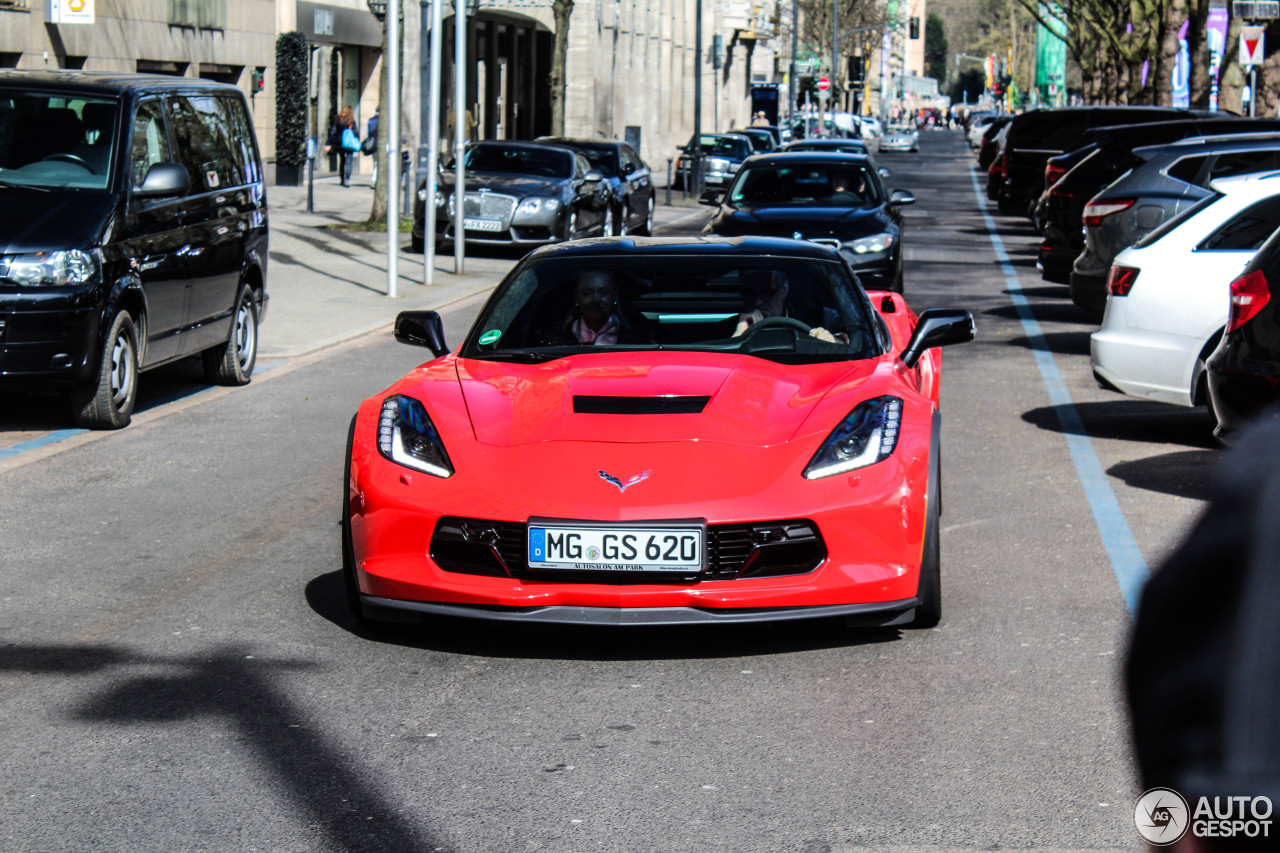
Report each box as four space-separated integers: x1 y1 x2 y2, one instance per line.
220 96 261 185
169 95 237 191
130 99 172 189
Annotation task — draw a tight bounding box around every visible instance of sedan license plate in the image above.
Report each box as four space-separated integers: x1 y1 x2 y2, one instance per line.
527 521 704 572
464 217 504 232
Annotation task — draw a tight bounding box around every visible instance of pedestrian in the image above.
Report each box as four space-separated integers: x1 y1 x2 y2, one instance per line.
1127 411 1280 851
365 112 379 184
324 105 358 187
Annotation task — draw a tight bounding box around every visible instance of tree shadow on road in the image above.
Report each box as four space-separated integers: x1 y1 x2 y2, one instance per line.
0 642 443 853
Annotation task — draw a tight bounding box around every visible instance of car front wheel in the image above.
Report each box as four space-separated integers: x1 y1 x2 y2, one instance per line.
72 309 139 429
203 286 259 385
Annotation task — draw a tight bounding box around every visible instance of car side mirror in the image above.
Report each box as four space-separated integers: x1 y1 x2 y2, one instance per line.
900 308 975 369
878 167 891 178
677 145 687 152
889 189 916 207
395 310 449 357
584 170 604 183
699 188 724 206
133 162 190 199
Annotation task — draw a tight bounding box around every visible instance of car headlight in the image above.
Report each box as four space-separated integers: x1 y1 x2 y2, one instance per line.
843 233 896 255
418 186 428 202
708 158 731 171
516 198 560 216
378 395 454 478
803 396 902 479
2 249 99 287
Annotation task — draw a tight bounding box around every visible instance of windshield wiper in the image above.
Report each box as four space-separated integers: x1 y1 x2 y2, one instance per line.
0 178 50 191
483 350 564 363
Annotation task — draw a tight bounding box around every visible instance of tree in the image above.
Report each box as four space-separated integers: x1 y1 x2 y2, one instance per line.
925 12 949 84
550 0 573 135
274 32 309 185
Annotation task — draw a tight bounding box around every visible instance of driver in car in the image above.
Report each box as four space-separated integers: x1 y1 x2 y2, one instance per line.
547 270 654 346
733 269 846 343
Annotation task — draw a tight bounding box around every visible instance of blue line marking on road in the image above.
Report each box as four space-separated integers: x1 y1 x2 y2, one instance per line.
969 169 1148 617
0 428 89 460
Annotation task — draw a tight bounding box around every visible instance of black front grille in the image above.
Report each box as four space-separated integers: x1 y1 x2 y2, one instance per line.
431 517 826 583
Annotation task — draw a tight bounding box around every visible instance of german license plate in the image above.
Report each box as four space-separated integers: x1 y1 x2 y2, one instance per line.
464 217 504 232
527 520 704 572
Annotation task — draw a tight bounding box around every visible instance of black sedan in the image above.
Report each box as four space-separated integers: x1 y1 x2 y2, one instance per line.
538 137 655 236
413 141 610 251
700 153 914 292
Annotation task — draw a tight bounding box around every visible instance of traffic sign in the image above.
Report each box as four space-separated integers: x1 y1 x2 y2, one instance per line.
1233 0 1279 18
1241 25 1265 67
817 77 830 91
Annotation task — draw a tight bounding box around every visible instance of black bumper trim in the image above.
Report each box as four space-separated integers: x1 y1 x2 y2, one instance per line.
359 595 918 627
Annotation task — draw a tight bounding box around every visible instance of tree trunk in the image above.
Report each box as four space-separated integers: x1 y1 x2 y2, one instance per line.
550 0 573 135
368 16 390 224
1153 0 1188 106
1188 0 1211 107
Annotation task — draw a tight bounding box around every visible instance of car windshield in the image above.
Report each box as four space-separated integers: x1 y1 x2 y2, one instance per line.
0 90 118 190
466 145 572 178
462 254 882 365
689 135 752 159
568 144 619 177
728 163 881 206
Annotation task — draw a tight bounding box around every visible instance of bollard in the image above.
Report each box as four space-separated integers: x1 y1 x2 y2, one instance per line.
681 159 691 199
665 158 673 206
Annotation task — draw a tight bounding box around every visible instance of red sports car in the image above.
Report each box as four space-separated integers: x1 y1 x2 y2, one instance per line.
343 237 973 628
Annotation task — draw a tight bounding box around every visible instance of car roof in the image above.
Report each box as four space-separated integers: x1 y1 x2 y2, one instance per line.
0 69 241 97
1134 133 1280 162
747 152 874 166
473 139 581 157
524 235 842 263
1208 169 1280 194
538 137 624 149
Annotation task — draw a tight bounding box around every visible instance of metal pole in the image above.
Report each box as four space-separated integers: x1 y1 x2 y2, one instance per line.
1251 67 1258 117
453 0 466 274
692 0 702 194
789 0 797 127
387 0 401 298
424 0 442 285
832 0 837 117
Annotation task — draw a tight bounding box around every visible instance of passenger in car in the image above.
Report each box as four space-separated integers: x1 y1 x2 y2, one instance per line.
733 269 846 343
546 270 654 346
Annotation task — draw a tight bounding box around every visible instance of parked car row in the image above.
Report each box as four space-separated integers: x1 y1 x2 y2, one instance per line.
980 106 1280 438
412 138 657 251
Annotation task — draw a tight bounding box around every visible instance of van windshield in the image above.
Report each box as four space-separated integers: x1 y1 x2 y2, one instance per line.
0 91 117 190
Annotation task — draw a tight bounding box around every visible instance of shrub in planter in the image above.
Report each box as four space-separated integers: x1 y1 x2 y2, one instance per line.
275 31 309 186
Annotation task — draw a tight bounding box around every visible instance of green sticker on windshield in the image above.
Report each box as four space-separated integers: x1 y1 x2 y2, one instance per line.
479 330 502 346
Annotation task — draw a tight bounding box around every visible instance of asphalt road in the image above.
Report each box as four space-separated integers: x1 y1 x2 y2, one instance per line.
0 131 1216 852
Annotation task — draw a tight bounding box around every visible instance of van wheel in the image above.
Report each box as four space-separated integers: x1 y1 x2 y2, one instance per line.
72 310 139 429
203 287 258 385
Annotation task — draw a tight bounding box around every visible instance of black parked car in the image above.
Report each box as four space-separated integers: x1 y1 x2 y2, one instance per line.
1207 225 1280 436
995 106 1199 220
1038 118 1280 284
700 152 914 292
0 71 268 429
538 137 656 236
415 141 611 250
674 133 755 189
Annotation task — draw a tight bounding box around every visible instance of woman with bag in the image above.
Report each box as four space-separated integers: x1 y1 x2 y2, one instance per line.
324 105 359 187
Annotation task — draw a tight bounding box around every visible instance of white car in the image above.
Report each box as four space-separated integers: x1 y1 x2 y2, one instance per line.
1090 171 1280 412
880 124 919 152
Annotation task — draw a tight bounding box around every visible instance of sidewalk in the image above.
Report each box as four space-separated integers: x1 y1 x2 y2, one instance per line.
262 173 708 359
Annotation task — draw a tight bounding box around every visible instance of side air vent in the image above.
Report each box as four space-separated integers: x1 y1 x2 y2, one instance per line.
573 395 711 414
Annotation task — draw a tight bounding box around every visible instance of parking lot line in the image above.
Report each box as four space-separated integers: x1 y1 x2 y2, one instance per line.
969 167 1150 617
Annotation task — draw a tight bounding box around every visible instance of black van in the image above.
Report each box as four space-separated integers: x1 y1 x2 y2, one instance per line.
0 71 268 429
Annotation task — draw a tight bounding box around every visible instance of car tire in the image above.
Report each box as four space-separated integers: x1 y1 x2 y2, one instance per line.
909 446 942 629
561 210 578 242
638 196 655 236
341 415 368 625
71 309 139 430
602 205 614 237
411 233 424 253
202 286 258 386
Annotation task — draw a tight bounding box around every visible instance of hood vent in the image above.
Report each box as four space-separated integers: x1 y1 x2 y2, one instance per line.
573 395 711 415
